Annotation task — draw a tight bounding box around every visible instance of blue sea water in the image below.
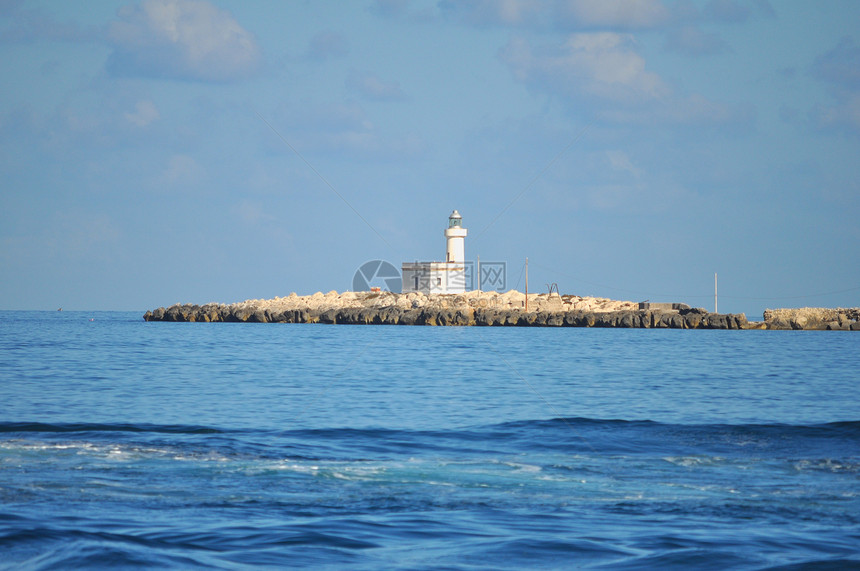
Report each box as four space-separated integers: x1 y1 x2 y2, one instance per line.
0 311 858 569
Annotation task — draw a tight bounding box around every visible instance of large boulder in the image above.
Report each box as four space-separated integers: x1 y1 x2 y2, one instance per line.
684 312 704 329
144 307 166 321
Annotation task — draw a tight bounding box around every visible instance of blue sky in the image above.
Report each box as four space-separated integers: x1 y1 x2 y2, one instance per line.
1 0 858 316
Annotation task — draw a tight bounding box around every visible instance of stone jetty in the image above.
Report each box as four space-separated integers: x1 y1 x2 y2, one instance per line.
143 290 757 329
762 307 860 331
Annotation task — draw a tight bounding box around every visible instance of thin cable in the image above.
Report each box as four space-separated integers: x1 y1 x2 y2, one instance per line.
513 259 526 291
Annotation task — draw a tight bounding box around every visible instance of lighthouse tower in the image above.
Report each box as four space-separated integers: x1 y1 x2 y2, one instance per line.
445 210 467 263
401 210 470 294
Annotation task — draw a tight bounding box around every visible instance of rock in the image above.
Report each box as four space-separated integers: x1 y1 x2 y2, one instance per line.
248 309 268 323
764 307 860 330
144 307 165 321
318 309 338 324
267 310 286 323
681 307 709 315
399 309 423 326
684 313 703 329
516 312 538 326
164 304 185 322
652 311 672 328
545 312 564 327
230 306 254 322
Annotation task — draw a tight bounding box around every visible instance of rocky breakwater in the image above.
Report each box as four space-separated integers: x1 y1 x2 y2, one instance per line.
763 307 860 331
143 290 750 329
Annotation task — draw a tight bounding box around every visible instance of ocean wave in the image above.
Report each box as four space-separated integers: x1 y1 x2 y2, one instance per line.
498 417 860 434
3 418 857 436
0 422 224 435
2 418 857 467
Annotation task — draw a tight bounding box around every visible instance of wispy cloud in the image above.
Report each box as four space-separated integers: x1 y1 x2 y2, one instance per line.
500 32 753 128
499 33 670 103
554 0 672 29
160 154 205 188
124 100 160 128
346 71 407 101
106 0 261 82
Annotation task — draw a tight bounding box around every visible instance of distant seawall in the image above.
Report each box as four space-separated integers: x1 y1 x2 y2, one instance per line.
143 291 758 329
762 307 860 331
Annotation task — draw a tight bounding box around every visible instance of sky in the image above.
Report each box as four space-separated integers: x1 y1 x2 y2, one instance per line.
1 0 859 317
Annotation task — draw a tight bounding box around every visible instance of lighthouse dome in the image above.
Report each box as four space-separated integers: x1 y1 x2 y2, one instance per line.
448 210 462 228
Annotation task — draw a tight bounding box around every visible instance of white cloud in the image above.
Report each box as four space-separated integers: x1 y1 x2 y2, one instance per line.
161 154 204 187
439 0 546 27
500 34 753 128
500 33 671 103
235 201 274 225
440 0 675 30
124 100 160 127
606 150 642 178
555 0 672 29
106 0 261 82
346 71 407 101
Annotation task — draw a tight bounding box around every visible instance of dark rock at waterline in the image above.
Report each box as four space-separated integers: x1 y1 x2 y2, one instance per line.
144 302 757 330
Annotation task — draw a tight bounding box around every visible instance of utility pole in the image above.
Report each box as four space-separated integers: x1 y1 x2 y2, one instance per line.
525 257 529 312
477 255 481 293
714 273 718 314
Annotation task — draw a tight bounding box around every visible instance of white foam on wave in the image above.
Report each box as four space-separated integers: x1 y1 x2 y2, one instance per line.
0 439 234 464
662 455 726 467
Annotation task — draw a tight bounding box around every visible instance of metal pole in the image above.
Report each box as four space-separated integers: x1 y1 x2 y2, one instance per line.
477 255 481 293
714 273 718 314
525 257 529 312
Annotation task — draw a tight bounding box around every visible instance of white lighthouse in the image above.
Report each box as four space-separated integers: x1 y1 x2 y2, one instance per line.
445 210 467 263
402 210 470 294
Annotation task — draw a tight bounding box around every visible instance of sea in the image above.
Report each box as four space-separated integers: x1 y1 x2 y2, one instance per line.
1 311 858 570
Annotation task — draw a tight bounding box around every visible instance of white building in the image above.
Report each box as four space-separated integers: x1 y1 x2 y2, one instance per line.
402 210 469 294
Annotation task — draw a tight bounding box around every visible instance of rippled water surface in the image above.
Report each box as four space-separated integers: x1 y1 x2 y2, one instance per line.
1 311 858 569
